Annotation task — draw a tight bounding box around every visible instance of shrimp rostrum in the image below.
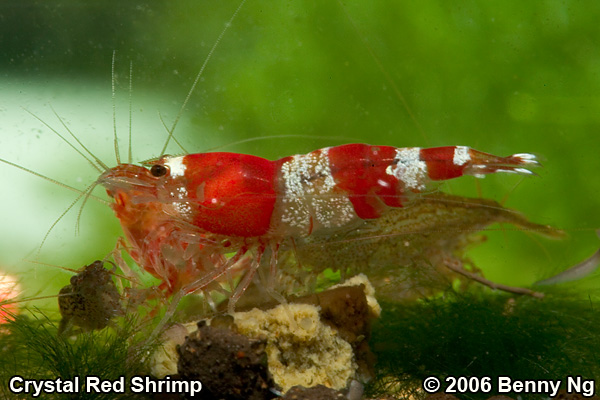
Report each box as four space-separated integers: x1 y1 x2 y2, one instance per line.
98 144 556 311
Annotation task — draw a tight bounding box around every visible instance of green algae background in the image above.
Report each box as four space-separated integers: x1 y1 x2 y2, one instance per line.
0 0 599 312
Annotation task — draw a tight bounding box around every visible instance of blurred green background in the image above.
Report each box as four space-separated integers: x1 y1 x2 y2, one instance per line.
0 0 599 312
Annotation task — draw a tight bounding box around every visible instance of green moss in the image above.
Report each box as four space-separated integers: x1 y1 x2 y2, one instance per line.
368 291 600 399
0 312 154 400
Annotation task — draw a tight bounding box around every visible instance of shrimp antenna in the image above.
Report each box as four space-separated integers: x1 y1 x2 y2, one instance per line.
24 107 108 172
128 60 134 164
202 134 358 153
160 0 248 156
158 111 189 154
0 157 106 205
112 50 121 165
75 182 104 236
2 294 74 306
38 185 106 255
335 0 428 143
26 259 82 274
25 259 132 283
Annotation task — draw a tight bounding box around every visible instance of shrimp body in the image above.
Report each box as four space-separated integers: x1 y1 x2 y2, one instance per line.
98 144 538 300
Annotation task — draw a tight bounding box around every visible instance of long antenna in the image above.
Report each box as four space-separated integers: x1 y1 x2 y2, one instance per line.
128 60 134 164
160 0 248 156
51 107 111 171
112 50 121 165
25 108 108 172
158 111 189 155
336 0 428 143
0 157 106 204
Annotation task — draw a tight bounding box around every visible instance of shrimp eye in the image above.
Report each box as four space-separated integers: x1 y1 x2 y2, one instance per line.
150 164 169 177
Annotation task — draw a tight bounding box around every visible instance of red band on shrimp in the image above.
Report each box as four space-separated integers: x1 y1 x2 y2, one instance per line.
420 146 466 180
182 153 277 237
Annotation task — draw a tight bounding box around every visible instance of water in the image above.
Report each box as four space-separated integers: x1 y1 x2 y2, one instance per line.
0 0 599 311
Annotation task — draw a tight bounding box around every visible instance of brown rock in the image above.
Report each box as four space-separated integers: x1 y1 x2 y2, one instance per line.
177 321 277 400
282 385 348 400
58 260 122 335
554 389 600 400
424 393 461 400
294 284 376 380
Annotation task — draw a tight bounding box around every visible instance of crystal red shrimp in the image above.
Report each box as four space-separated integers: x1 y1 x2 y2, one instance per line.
98 144 539 308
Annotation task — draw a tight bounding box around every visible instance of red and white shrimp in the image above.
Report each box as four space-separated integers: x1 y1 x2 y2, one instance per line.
0 0 575 323
97 144 540 310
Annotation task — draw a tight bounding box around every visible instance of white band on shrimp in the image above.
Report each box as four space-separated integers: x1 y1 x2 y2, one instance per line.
386 147 428 190
164 156 187 178
453 146 471 166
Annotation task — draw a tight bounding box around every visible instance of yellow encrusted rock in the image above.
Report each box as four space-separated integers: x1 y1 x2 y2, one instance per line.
330 273 381 317
150 323 194 378
233 303 356 392
150 275 380 391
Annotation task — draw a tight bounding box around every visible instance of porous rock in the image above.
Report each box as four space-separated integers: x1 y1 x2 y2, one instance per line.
177 321 276 400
